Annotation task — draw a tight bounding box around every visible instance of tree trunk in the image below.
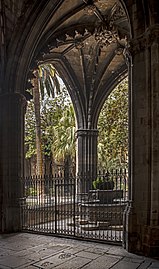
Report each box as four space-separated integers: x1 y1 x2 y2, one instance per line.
33 70 43 175
32 70 44 203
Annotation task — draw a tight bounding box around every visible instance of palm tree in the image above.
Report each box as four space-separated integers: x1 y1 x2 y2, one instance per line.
52 104 76 176
38 63 61 100
32 64 61 176
32 70 43 175
31 64 61 202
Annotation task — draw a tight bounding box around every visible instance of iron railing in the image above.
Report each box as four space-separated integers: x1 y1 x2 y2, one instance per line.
20 169 128 244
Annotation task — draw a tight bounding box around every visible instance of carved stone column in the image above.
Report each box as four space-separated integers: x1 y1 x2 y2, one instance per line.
76 129 98 193
124 25 159 257
146 25 159 257
0 93 26 232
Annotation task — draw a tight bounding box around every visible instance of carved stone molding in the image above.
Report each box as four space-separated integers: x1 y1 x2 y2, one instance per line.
128 24 159 56
94 3 127 48
123 46 132 66
84 4 96 16
76 129 98 138
95 24 118 47
75 40 84 50
0 92 27 110
115 45 124 55
111 3 126 22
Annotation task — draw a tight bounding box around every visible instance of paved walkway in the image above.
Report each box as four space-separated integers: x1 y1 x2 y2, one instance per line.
0 233 159 269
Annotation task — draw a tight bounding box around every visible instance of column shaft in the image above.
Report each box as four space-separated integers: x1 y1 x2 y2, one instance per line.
150 41 159 226
0 93 26 232
124 26 159 257
76 129 98 192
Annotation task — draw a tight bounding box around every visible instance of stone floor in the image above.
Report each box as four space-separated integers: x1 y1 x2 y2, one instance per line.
0 233 159 269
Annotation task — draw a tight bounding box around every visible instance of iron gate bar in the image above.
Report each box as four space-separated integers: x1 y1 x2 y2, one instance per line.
54 177 76 236
20 169 128 244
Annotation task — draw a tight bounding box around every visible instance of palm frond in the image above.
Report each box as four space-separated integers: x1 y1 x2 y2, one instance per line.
52 75 61 95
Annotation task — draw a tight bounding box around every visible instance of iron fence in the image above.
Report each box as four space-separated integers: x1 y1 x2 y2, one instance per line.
20 169 128 244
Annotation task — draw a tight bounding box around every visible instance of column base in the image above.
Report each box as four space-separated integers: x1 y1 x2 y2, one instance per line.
123 203 159 258
142 225 159 258
1 204 21 233
123 202 142 255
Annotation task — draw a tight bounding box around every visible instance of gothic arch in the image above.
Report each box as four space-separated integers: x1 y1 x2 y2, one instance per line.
1 0 159 258
43 54 86 129
4 0 64 93
93 69 128 129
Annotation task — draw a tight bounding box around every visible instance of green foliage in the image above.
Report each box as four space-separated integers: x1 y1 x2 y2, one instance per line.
25 187 37 196
92 177 104 189
38 64 61 99
98 78 128 170
92 177 114 190
25 100 36 158
25 64 128 172
25 87 76 165
51 103 76 162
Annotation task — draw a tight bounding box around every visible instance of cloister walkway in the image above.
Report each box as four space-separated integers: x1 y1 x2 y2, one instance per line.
0 233 158 269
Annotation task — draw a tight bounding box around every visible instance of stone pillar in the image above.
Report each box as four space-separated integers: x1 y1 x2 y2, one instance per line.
124 25 159 257
76 129 98 193
0 93 26 232
144 28 159 257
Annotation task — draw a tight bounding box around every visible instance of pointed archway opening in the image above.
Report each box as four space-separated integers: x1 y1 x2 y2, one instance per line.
15 0 132 247
24 63 77 178
97 77 128 171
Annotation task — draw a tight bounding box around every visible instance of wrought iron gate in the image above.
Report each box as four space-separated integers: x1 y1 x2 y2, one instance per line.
20 170 128 244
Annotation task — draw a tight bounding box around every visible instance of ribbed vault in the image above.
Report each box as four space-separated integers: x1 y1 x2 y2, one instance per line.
28 0 130 128
1 0 130 128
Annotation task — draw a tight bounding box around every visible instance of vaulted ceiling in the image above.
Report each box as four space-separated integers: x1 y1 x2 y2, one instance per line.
35 0 130 127
35 0 130 100
1 0 130 128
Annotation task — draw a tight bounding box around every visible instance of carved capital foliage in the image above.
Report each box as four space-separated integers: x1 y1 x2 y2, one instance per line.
128 24 159 56
95 25 118 47
94 3 127 48
84 4 96 16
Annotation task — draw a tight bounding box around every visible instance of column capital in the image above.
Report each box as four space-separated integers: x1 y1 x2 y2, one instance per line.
0 92 26 105
76 129 98 138
0 92 27 108
128 24 159 56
